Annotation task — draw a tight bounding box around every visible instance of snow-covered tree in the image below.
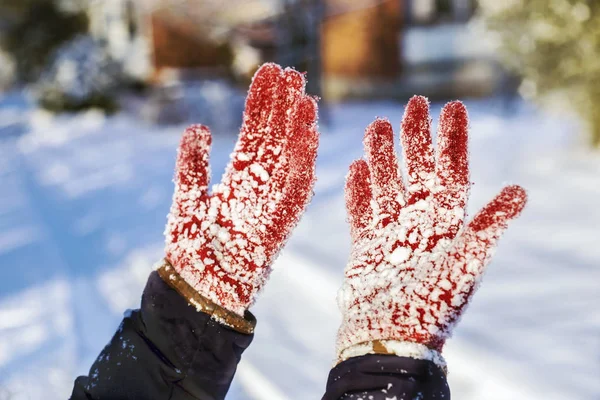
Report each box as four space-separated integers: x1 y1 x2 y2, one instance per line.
0 49 15 91
34 35 122 112
0 0 88 82
478 0 600 147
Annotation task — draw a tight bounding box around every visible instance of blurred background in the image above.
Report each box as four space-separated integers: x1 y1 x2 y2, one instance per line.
0 0 598 399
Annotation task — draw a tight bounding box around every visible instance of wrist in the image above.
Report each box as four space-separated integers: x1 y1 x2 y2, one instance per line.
160 250 255 317
337 340 447 373
155 258 256 334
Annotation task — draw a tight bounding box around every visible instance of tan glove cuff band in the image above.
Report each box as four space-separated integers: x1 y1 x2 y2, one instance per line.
155 258 256 335
338 340 447 374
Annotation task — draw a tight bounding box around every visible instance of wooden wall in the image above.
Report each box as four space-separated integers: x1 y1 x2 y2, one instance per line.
322 0 402 79
150 13 232 70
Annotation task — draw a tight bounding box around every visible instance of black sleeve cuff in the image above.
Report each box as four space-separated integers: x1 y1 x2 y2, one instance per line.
70 271 254 400
322 354 450 400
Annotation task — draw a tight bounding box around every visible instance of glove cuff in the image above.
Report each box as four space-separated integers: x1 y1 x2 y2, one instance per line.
337 340 447 373
155 258 256 334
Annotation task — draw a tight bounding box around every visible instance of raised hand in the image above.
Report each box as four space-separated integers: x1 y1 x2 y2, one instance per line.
164 64 319 317
337 96 527 368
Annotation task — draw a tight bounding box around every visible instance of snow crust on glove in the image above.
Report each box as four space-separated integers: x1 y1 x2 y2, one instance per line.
337 96 527 367
164 63 319 316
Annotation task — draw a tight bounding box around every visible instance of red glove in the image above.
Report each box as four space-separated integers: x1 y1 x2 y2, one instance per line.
164 63 318 317
336 96 527 369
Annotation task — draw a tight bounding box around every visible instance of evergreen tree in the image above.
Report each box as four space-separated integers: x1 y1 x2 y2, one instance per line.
0 0 88 83
479 0 600 147
35 35 121 112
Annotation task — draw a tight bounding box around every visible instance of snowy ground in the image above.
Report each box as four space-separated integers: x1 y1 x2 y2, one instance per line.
0 93 598 400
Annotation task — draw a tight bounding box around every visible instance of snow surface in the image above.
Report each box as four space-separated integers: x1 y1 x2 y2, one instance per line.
0 94 599 399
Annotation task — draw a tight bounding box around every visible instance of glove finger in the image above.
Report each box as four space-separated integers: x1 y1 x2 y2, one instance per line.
434 101 470 235
212 65 307 262
173 124 212 216
166 125 211 260
364 118 404 223
264 68 309 203
400 95 435 203
428 185 527 337
228 63 286 178
466 184 527 240
262 101 319 258
345 159 373 240
449 185 527 298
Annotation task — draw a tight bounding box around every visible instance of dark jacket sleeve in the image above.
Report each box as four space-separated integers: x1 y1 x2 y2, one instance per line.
70 271 254 400
323 354 450 400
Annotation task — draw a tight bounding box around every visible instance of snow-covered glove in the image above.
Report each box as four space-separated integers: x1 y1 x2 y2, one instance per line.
336 96 527 370
159 63 318 330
